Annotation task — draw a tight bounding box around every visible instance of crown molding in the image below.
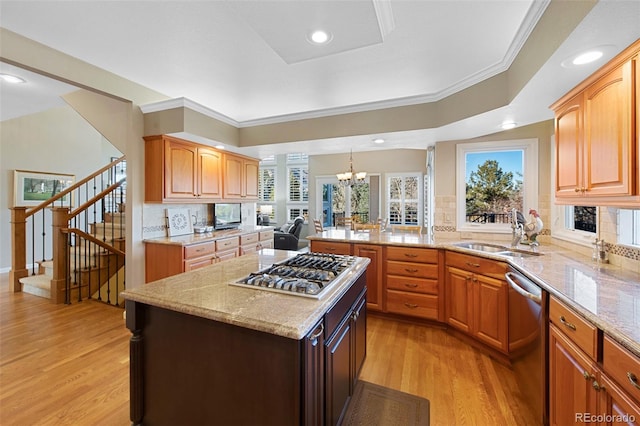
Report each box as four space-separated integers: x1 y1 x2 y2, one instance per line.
140 1 549 130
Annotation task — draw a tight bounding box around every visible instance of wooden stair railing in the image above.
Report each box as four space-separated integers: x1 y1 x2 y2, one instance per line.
9 156 126 304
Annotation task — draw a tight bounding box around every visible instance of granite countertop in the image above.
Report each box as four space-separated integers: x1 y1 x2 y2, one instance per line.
121 249 370 340
143 225 275 246
310 229 640 358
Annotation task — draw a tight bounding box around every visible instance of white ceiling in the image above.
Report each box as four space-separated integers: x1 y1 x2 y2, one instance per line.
1 0 639 158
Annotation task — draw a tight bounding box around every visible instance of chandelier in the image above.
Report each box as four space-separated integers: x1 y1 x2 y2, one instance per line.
336 150 366 187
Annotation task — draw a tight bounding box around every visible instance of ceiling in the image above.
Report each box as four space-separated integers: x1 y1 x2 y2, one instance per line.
1 1 639 158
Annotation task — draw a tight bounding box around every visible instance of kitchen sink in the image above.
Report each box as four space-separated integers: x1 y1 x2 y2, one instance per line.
452 242 509 253
495 250 543 258
453 242 543 257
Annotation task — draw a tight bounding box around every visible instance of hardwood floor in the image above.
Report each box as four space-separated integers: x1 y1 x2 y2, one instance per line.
360 314 539 425
0 273 130 425
0 273 538 425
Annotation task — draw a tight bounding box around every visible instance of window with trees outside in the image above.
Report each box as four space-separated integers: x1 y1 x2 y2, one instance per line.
387 173 421 225
456 139 538 233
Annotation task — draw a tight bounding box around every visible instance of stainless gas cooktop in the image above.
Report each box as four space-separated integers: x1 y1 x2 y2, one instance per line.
232 252 355 299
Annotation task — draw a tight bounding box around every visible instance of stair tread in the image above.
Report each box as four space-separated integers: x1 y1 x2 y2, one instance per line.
20 274 50 289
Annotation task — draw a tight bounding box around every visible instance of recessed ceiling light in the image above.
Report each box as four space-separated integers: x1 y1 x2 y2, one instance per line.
308 30 332 45
0 74 26 84
501 121 517 130
561 45 612 68
373 138 385 144
572 50 603 65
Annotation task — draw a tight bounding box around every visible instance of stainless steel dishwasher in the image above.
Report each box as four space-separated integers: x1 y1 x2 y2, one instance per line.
506 270 548 425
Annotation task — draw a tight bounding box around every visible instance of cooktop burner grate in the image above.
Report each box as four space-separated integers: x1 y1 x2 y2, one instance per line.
232 252 356 298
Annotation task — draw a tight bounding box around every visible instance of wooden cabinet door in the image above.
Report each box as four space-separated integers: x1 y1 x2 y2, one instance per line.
599 374 640 426
164 139 198 199
303 321 325 426
243 159 259 199
584 60 634 197
473 274 508 352
352 293 367 383
223 154 244 199
198 147 222 199
549 324 598 426
325 316 353 426
446 266 472 333
555 93 583 198
353 244 383 311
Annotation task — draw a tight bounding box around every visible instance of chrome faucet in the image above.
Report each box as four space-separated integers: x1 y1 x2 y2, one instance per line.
510 208 524 248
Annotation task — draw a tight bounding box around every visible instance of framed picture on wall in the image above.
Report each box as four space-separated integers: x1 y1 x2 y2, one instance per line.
13 170 75 207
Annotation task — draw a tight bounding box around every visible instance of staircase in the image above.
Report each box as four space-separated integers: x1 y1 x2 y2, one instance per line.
9 157 127 305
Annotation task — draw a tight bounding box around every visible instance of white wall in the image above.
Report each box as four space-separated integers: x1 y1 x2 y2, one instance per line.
0 106 122 271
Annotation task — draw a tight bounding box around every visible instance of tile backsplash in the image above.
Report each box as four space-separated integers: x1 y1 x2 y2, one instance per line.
433 195 639 274
142 203 256 239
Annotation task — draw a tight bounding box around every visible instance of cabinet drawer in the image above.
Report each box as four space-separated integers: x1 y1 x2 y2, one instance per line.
184 256 215 271
184 242 216 259
240 244 259 255
386 246 438 263
216 248 238 262
386 260 438 279
259 230 274 241
549 297 598 359
240 232 259 245
386 290 438 320
216 237 239 252
386 275 438 295
311 241 351 255
603 335 640 402
446 251 507 278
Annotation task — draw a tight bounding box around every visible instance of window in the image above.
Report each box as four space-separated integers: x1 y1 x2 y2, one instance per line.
258 159 276 221
619 209 640 247
566 206 597 233
456 139 538 233
387 173 421 225
288 166 308 202
287 155 309 222
258 167 276 202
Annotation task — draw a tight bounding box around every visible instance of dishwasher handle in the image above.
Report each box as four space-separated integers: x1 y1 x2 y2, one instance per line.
505 272 542 304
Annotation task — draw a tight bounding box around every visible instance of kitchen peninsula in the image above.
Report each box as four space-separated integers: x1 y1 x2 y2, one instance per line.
122 249 370 426
309 228 640 424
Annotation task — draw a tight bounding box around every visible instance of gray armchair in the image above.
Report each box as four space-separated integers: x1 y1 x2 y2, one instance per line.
274 216 304 251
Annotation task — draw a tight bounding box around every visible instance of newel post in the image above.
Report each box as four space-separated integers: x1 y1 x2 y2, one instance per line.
9 207 28 292
51 207 71 304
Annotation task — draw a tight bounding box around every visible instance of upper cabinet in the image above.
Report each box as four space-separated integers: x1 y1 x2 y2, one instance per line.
551 39 639 207
144 135 258 203
223 152 259 200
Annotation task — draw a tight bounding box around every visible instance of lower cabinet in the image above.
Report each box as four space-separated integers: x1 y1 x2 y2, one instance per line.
549 297 640 426
549 323 598 425
353 244 383 312
325 287 367 426
445 252 508 353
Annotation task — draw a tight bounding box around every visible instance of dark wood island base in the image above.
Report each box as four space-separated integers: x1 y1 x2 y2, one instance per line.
126 271 367 426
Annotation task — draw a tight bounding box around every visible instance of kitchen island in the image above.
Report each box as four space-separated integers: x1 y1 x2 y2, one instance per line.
122 249 370 426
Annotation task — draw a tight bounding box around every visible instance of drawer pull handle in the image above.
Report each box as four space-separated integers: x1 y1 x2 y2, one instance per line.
405 268 418 273
628 372 640 390
404 283 419 288
559 316 577 331
404 253 418 258
404 303 418 309
583 371 594 381
592 380 604 392
309 323 324 346
195 248 204 252
465 262 480 268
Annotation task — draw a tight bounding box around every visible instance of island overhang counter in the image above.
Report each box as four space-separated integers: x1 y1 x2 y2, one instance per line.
122 249 370 426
